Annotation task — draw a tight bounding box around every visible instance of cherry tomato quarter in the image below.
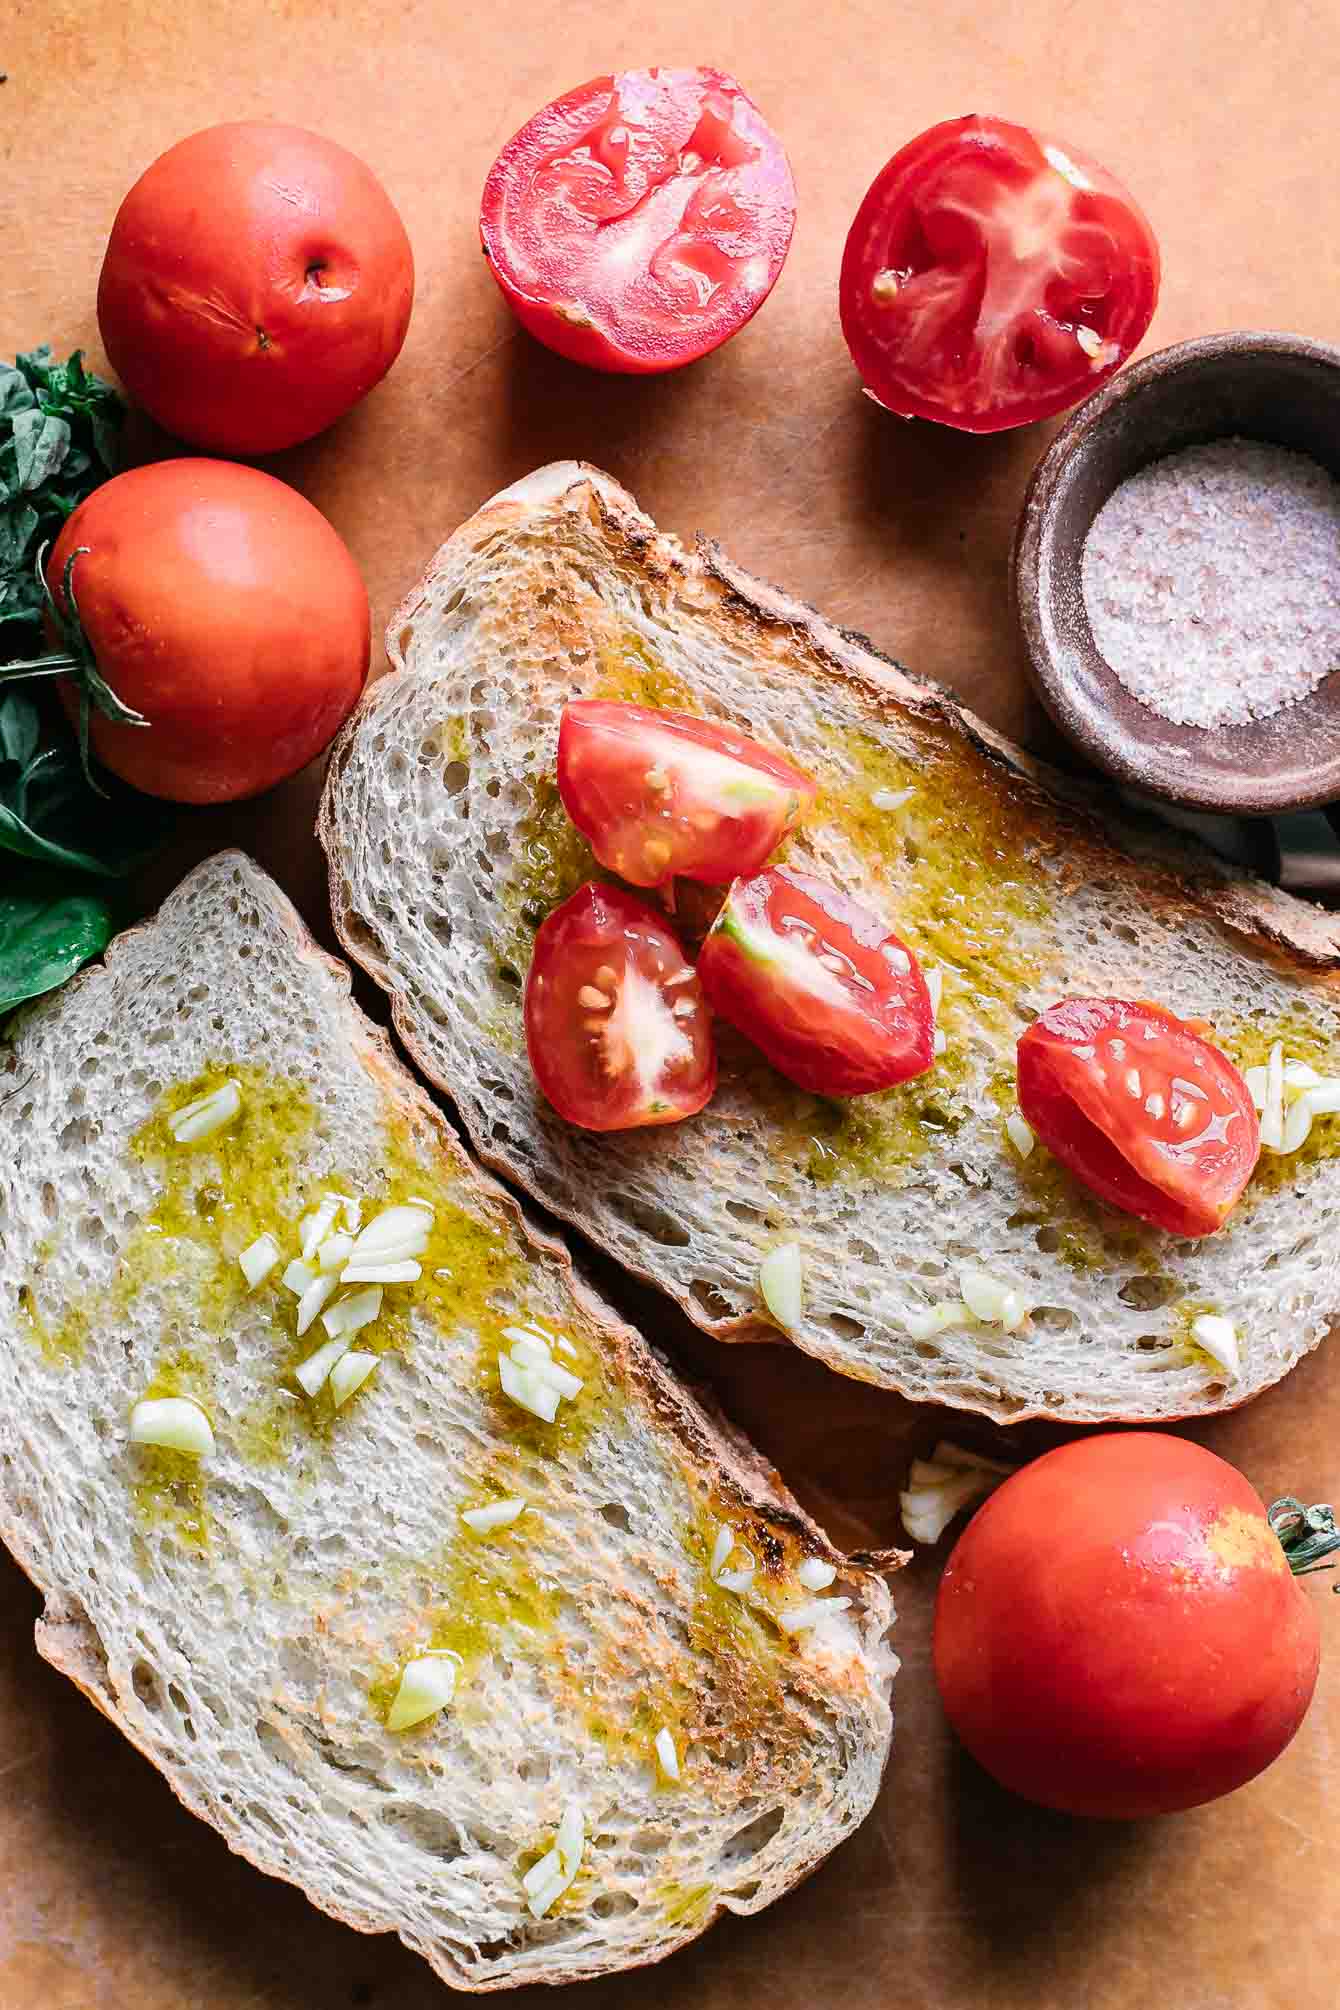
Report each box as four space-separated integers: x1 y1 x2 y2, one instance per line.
697 866 934 1096
556 700 816 887
840 114 1159 432
1016 997 1258 1237
934 1433 1321 1819
97 122 415 455
46 460 370 804
524 882 716 1130
481 67 796 373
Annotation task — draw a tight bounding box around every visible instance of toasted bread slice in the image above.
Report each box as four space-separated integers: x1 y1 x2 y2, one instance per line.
321 463 1340 1425
0 851 896 1991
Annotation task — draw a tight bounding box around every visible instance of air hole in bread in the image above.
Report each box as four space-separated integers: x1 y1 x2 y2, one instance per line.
724 1200 766 1226
690 1278 735 1321
598 1501 631 1532
829 1313 865 1341
592 1891 639 1920
443 761 469 796
1034 1225 1062 1255
381 1804 464 1862
608 1194 690 1249
727 1879 761 1903
516 1755 550 1784
721 1805 783 1864
1031 1305 1076 1332
1119 1274 1177 1311
914 1343 940 1360
131 1659 161 1710
426 910 453 949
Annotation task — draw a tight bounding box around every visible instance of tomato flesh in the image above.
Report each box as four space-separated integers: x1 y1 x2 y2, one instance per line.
840 114 1159 432
525 882 716 1130
697 867 933 1097
557 700 816 887
481 67 796 373
1016 997 1258 1237
934 1434 1320 1819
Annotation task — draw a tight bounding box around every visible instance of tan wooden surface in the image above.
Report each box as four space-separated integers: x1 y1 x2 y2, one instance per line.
2 2 1338 2004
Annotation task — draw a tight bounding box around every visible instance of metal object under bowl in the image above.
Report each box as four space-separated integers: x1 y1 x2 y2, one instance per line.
1012 331 1340 815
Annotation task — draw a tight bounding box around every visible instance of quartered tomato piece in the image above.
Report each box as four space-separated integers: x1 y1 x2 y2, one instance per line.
697 866 934 1096
840 114 1160 432
480 67 797 373
557 700 816 887
1016 998 1259 1237
525 882 716 1130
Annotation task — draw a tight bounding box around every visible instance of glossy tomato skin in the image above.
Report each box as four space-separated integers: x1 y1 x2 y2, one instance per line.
934 1434 1320 1819
1017 998 1259 1237
97 122 414 454
525 881 716 1131
840 113 1159 432
698 866 934 1096
48 460 369 803
481 68 796 373
557 700 816 886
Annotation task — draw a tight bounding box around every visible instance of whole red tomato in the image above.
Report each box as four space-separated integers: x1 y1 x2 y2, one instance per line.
45 460 369 803
97 122 414 455
934 1434 1321 1818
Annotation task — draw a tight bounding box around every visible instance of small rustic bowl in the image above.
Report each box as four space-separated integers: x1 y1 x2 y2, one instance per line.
1013 331 1340 815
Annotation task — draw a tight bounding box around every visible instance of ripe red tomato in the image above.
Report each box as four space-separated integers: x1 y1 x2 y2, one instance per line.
525 882 716 1130
97 122 415 455
697 867 933 1096
1016 998 1258 1237
556 701 816 887
840 114 1159 432
934 1434 1321 1819
45 460 369 803
480 67 796 373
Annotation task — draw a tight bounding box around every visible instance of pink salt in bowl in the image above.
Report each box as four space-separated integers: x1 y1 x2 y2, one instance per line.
1012 331 1340 815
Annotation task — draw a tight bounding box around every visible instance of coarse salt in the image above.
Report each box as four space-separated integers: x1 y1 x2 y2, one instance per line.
1081 438 1340 730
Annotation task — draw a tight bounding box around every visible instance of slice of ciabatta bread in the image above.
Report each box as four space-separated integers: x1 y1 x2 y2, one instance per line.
0 850 896 1992
321 463 1340 1425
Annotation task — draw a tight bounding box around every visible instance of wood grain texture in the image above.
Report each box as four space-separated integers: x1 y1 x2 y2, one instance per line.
1 1 1337 2004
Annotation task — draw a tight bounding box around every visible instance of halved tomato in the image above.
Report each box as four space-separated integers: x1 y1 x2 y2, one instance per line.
480 67 797 373
557 700 816 887
525 882 716 1130
697 867 934 1096
840 113 1160 432
1016 998 1259 1237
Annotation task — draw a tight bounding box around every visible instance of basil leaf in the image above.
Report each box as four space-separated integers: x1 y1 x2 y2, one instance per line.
12 408 70 492
0 499 39 571
0 875 112 1013
0 744 173 877
0 693 40 769
0 366 34 423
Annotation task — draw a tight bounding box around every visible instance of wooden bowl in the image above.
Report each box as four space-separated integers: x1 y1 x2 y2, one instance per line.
1012 331 1340 815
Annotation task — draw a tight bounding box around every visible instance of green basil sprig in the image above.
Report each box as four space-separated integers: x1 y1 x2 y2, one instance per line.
0 346 125 640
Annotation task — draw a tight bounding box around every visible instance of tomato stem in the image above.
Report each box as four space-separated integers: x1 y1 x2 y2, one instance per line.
0 546 149 795
1268 1496 1340 1581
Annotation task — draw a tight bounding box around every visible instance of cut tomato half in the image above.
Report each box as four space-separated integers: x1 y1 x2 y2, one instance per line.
697 866 934 1097
1016 998 1259 1237
525 882 716 1130
557 700 815 887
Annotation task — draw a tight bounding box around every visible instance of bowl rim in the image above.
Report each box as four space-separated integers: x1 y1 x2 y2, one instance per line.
1013 329 1340 817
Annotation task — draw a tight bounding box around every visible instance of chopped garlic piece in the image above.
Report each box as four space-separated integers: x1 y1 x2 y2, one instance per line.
335 1194 362 1233
460 1497 527 1533
797 1557 837 1591
296 1271 339 1337
283 1258 317 1297
321 1285 383 1340
759 1242 803 1330
553 1334 578 1359
387 1651 460 1732
129 1395 214 1457
498 1351 560 1423
932 1028 948 1057
329 1350 377 1407
778 1596 853 1633
294 1333 350 1397
316 1232 356 1273
1260 1042 1286 1152
715 1566 757 1594
899 1440 1016 1544
654 1727 681 1780
1190 1314 1242 1381
871 786 913 811
710 1523 756 1594
345 1203 432 1269
505 1333 583 1397
1005 1110 1035 1159
299 1194 342 1263
168 1080 241 1144
924 966 943 1018
959 1266 1032 1331
341 1259 423 1285
905 1298 971 1340
239 1233 281 1290
1282 1095 1315 1155
524 1802 585 1917
710 1525 734 1578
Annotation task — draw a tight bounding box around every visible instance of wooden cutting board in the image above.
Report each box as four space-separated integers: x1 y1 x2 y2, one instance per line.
2 3 1337 2005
